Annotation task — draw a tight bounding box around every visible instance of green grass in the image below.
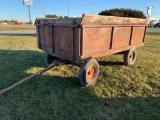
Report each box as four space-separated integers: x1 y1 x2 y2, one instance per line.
0 33 160 120
0 25 35 31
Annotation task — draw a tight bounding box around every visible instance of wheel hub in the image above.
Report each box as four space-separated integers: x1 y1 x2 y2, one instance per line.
129 52 134 62
86 66 96 81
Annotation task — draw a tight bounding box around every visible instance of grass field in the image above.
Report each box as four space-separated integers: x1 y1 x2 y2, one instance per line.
0 25 35 31
0 33 160 120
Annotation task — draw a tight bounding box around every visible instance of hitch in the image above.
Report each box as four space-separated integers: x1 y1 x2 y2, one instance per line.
0 61 64 95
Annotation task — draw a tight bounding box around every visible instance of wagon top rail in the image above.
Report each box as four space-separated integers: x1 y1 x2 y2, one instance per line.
35 14 150 26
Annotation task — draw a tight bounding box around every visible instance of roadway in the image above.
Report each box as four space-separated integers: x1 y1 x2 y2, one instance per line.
0 30 36 36
146 28 160 33
0 28 159 36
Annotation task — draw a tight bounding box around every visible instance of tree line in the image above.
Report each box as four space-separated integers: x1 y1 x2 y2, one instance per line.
46 8 147 19
45 14 69 19
99 8 146 19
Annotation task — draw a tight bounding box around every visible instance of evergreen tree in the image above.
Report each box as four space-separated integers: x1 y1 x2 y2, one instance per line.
99 8 146 19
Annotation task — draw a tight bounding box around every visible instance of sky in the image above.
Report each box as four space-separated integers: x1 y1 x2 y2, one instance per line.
0 0 160 22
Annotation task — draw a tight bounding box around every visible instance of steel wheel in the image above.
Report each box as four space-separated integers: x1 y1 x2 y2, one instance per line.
78 59 99 87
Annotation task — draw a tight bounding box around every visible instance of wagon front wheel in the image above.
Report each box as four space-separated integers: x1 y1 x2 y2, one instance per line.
45 54 58 66
124 49 137 66
78 59 99 87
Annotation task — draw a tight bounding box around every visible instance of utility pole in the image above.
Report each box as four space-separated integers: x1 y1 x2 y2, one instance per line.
68 0 70 18
28 6 31 25
68 0 70 17
146 7 153 19
23 0 33 25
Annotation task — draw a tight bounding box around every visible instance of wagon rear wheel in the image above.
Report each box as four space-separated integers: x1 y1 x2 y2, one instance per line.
45 54 58 66
124 49 137 66
78 59 99 87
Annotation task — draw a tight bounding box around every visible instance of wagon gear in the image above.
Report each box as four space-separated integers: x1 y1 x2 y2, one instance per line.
0 61 64 95
0 14 149 94
35 14 149 86
45 54 59 65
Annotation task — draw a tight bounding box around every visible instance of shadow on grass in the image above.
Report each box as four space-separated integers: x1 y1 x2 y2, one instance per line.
0 49 159 120
99 61 124 66
0 33 36 36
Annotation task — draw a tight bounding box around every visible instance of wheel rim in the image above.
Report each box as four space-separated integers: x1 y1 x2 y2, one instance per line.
129 52 135 63
86 66 96 81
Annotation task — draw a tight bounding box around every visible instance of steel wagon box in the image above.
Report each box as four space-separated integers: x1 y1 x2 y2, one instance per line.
35 14 149 86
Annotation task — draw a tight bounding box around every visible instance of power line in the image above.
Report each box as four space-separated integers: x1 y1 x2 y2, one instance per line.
152 12 160 14
50 0 157 11
71 0 156 12
46 0 159 17
70 0 121 8
49 0 125 11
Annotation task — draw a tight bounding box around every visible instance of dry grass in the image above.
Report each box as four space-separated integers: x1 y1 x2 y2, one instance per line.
0 25 35 31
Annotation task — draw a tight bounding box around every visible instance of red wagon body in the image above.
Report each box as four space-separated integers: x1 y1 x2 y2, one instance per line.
35 14 149 86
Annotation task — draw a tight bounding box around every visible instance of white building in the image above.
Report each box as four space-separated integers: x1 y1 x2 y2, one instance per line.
149 17 158 21
149 17 159 26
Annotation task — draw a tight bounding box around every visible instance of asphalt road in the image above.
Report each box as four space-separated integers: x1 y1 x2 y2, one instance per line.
147 28 160 33
0 30 36 36
0 28 159 36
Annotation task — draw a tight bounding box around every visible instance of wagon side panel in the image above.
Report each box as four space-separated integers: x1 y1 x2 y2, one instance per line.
36 25 54 53
36 25 75 61
43 26 53 47
112 27 131 49
53 27 74 61
39 26 53 46
131 27 146 45
82 27 112 56
73 28 82 61
38 26 44 48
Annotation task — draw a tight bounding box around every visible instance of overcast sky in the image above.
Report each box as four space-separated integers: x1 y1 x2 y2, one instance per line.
0 0 159 22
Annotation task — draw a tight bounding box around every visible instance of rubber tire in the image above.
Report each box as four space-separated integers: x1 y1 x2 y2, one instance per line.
78 59 99 87
45 54 58 66
124 49 137 66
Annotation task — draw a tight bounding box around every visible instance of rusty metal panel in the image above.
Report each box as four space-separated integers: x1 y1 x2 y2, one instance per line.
36 26 41 48
73 28 81 61
131 27 145 45
112 27 131 49
80 26 146 60
35 18 82 26
83 27 112 55
39 26 44 46
81 42 145 59
81 14 150 26
38 26 52 47
35 15 149 63
53 27 73 61
43 26 52 47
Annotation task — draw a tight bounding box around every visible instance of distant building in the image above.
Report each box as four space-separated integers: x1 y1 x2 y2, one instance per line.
0 19 6 24
149 17 158 21
149 17 159 26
